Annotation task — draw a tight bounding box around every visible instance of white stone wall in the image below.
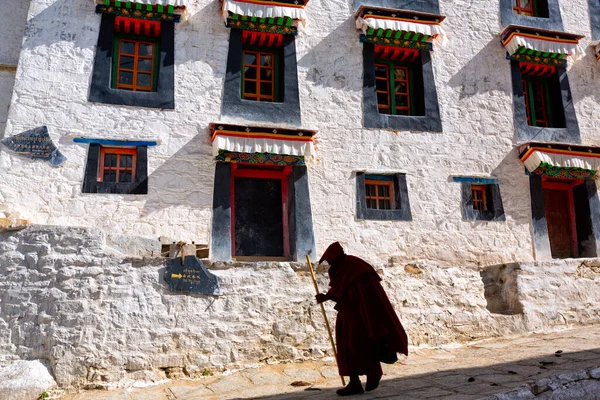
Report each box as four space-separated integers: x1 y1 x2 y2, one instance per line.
0 70 17 138
0 0 599 266
0 0 30 66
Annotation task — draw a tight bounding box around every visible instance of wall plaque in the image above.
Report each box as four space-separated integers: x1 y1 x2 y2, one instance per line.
164 256 221 295
1 126 66 167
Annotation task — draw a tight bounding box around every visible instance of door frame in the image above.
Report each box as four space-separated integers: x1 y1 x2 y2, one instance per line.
230 163 292 260
541 177 583 258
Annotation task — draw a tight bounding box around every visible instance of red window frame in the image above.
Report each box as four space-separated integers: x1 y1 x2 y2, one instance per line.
365 179 395 210
230 164 292 259
242 49 277 102
375 63 391 114
98 147 137 183
116 38 156 92
513 0 535 16
471 185 488 212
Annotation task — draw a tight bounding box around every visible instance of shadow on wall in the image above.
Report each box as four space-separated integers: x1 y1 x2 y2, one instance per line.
138 130 215 218
447 38 513 100
297 17 363 92
564 47 600 107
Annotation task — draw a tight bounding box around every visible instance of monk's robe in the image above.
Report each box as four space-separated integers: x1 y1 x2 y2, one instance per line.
325 252 408 377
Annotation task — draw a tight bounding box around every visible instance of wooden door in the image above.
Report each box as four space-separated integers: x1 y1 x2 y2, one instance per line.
543 189 573 258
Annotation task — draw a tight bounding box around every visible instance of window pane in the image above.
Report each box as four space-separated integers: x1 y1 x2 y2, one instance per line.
139 43 153 57
367 199 375 209
137 73 152 88
119 56 134 70
119 171 132 183
260 54 273 67
395 108 410 116
103 170 117 182
376 79 388 92
119 71 133 85
374 65 387 78
379 200 389 210
260 68 273 81
366 184 375 196
260 83 273 96
396 81 408 94
377 93 389 106
396 95 409 107
244 81 257 95
121 41 135 55
120 155 132 168
244 66 257 80
378 186 384 197
244 52 257 66
138 59 153 72
105 154 117 167
394 68 407 80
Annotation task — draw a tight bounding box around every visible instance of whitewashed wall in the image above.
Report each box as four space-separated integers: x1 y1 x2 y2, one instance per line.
0 0 599 266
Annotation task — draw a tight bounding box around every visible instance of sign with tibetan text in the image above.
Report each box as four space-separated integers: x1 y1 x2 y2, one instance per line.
164 256 221 295
1 126 66 166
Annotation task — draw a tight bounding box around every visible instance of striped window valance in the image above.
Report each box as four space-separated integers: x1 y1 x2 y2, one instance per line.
242 31 284 47
95 0 188 23
114 16 161 37
221 0 308 35
519 142 600 179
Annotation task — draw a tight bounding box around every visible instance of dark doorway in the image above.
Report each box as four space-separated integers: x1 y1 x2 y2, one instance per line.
230 164 291 260
543 187 573 258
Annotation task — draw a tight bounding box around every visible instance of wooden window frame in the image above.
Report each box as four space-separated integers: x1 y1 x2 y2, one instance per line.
98 147 137 183
513 0 536 16
471 185 489 212
241 47 280 102
374 60 414 116
522 75 552 127
112 36 160 92
365 179 395 210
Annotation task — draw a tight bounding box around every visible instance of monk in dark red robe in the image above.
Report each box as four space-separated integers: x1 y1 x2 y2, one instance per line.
316 242 408 396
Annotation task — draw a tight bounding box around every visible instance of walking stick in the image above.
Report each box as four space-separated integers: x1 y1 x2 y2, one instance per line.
306 254 346 386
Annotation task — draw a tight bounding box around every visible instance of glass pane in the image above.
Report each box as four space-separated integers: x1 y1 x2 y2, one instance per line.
366 185 374 196
138 59 153 72
104 154 117 167
120 155 132 168
119 71 133 85
139 43 153 57
396 81 408 94
121 41 135 55
260 83 273 96
137 73 152 88
244 81 257 95
366 199 375 209
383 185 390 197
378 186 384 196
119 171 132 183
396 95 409 107
260 68 273 81
260 54 272 67
395 108 410 116
376 79 388 92
395 68 407 80
379 200 389 210
244 52 257 66
244 66 257 80
103 170 116 182
119 56 134 70
377 93 389 106
374 65 387 78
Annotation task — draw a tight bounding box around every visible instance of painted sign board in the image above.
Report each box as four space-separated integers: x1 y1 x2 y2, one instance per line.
1 126 66 166
164 256 221 295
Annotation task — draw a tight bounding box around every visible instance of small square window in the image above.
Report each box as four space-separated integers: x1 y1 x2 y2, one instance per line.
242 49 280 102
513 0 549 18
356 173 412 221
520 63 565 128
113 37 159 92
82 144 148 194
461 182 505 222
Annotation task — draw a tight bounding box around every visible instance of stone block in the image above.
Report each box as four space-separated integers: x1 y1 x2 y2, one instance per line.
0 360 56 400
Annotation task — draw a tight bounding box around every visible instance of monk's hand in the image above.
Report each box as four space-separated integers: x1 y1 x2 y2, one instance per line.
315 293 328 304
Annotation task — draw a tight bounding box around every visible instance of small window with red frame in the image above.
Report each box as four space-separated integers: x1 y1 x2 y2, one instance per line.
513 0 549 17
98 147 137 183
365 178 395 210
471 185 489 212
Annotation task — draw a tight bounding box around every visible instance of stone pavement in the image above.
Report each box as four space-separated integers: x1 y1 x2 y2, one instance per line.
57 325 600 400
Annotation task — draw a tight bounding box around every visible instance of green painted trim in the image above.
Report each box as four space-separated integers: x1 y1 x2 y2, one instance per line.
168 5 174 13
157 5 163 13
115 0 121 6
125 2 132 9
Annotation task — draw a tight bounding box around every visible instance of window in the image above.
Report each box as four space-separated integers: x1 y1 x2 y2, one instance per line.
113 37 159 92
458 180 505 221
98 147 136 183
242 49 279 102
356 173 412 221
513 0 549 18
520 63 565 129
365 178 394 209
89 14 175 109
82 143 148 194
500 0 560 30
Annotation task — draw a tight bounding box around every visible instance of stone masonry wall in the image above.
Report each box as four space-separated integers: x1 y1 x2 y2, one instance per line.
1 226 599 388
4 0 600 266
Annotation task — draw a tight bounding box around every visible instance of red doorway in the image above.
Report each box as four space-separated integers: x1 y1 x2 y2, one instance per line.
541 178 583 258
230 164 292 260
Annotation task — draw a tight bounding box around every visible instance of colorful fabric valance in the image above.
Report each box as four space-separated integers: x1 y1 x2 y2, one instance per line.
355 6 446 50
222 0 307 23
210 124 316 159
95 0 187 23
501 25 585 65
519 143 600 178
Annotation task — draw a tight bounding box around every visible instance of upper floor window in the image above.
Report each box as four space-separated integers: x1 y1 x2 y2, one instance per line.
242 46 281 102
520 63 564 128
98 147 137 183
114 36 159 92
356 173 412 221
365 177 395 210
513 0 549 17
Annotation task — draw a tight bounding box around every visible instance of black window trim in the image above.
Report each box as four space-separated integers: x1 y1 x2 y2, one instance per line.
459 181 506 222
499 0 563 31
356 172 412 221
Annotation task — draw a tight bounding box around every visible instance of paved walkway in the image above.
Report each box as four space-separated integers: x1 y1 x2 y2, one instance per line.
58 325 600 400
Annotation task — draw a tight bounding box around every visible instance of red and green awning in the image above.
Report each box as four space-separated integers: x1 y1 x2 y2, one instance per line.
95 0 188 23
519 142 600 178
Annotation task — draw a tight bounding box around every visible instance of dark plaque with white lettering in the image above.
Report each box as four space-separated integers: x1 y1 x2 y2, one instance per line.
1 126 66 166
164 256 221 295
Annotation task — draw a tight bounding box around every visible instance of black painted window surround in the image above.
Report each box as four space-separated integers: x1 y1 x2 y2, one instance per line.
354 0 439 13
356 172 412 221
500 0 563 30
590 0 600 41
222 29 301 126
89 14 175 110
82 144 148 194
461 183 505 221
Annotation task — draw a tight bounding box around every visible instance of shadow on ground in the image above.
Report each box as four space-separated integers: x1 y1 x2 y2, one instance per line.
224 349 600 400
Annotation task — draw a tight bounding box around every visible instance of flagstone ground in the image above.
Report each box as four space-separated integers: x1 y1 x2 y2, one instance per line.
54 324 600 400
